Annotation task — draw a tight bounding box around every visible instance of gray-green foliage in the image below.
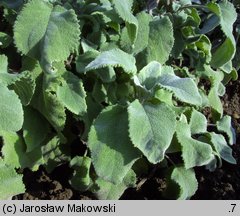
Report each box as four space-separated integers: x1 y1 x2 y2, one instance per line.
14 0 80 73
168 166 198 200
0 159 25 200
0 0 237 200
0 84 23 132
88 105 140 184
128 100 176 164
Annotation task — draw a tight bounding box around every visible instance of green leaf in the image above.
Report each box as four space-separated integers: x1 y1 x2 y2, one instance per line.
85 49 137 75
200 14 219 34
195 35 212 63
81 94 103 139
120 12 152 55
112 0 138 43
0 84 23 132
209 132 236 164
218 1 237 40
143 16 174 65
120 27 133 53
176 120 213 169
69 156 92 192
197 65 224 117
92 80 107 103
97 67 116 83
0 55 19 86
92 169 136 200
23 107 50 152
128 100 176 164
0 57 36 103
211 38 235 69
1 131 44 170
154 88 173 105
11 71 36 106
137 61 162 90
158 74 202 106
0 73 19 86
133 12 151 54
14 0 80 73
31 74 66 131
76 50 99 74
217 115 236 145
0 159 25 200
0 55 8 73
42 136 70 172
57 73 87 115
172 29 186 58
88 105 140 184
208 1 237 67
189 109 207 134
170 166 198 200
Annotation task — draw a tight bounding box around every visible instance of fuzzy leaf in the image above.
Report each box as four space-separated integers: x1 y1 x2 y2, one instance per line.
170 166 198 200
57 73 87 115
144 16 174 65
137 61 162 90
0 55 8 73
211 38 235 69
112 0 138 43
92 169 136 200
154 89 173 105
0 84 23 132
69 156 92 192
0 56 35 103
23 107 50 152
133 12 152 54
0 160 25 200
88 105 140 184
176 120 213 169
200 14 220 34
31 74 66 131
120 12 151 54
0 73 19 86
208 1 237 67
189 109 207 134
198 65 224 117
158 74 202 106
76 50 99 74
11 71 36 106
218 1 237 40
0 55 19 86
1 131 44 170
128 100 176 164
195 35 212 63
85 49 137 75
217 115 236 145
42 136 70 172
14 0 80 73
210 132 236 164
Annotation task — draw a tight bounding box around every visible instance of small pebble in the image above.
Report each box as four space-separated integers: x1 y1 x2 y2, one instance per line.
233 113 240 119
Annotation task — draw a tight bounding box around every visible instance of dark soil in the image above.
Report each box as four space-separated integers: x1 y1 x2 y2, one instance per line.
14 79 240 200
14 165 94 200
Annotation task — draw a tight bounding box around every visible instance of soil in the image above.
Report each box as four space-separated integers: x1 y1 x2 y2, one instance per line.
13 79 240 200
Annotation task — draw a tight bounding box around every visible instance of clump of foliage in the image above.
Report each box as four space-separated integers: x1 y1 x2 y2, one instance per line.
0 0 238 200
